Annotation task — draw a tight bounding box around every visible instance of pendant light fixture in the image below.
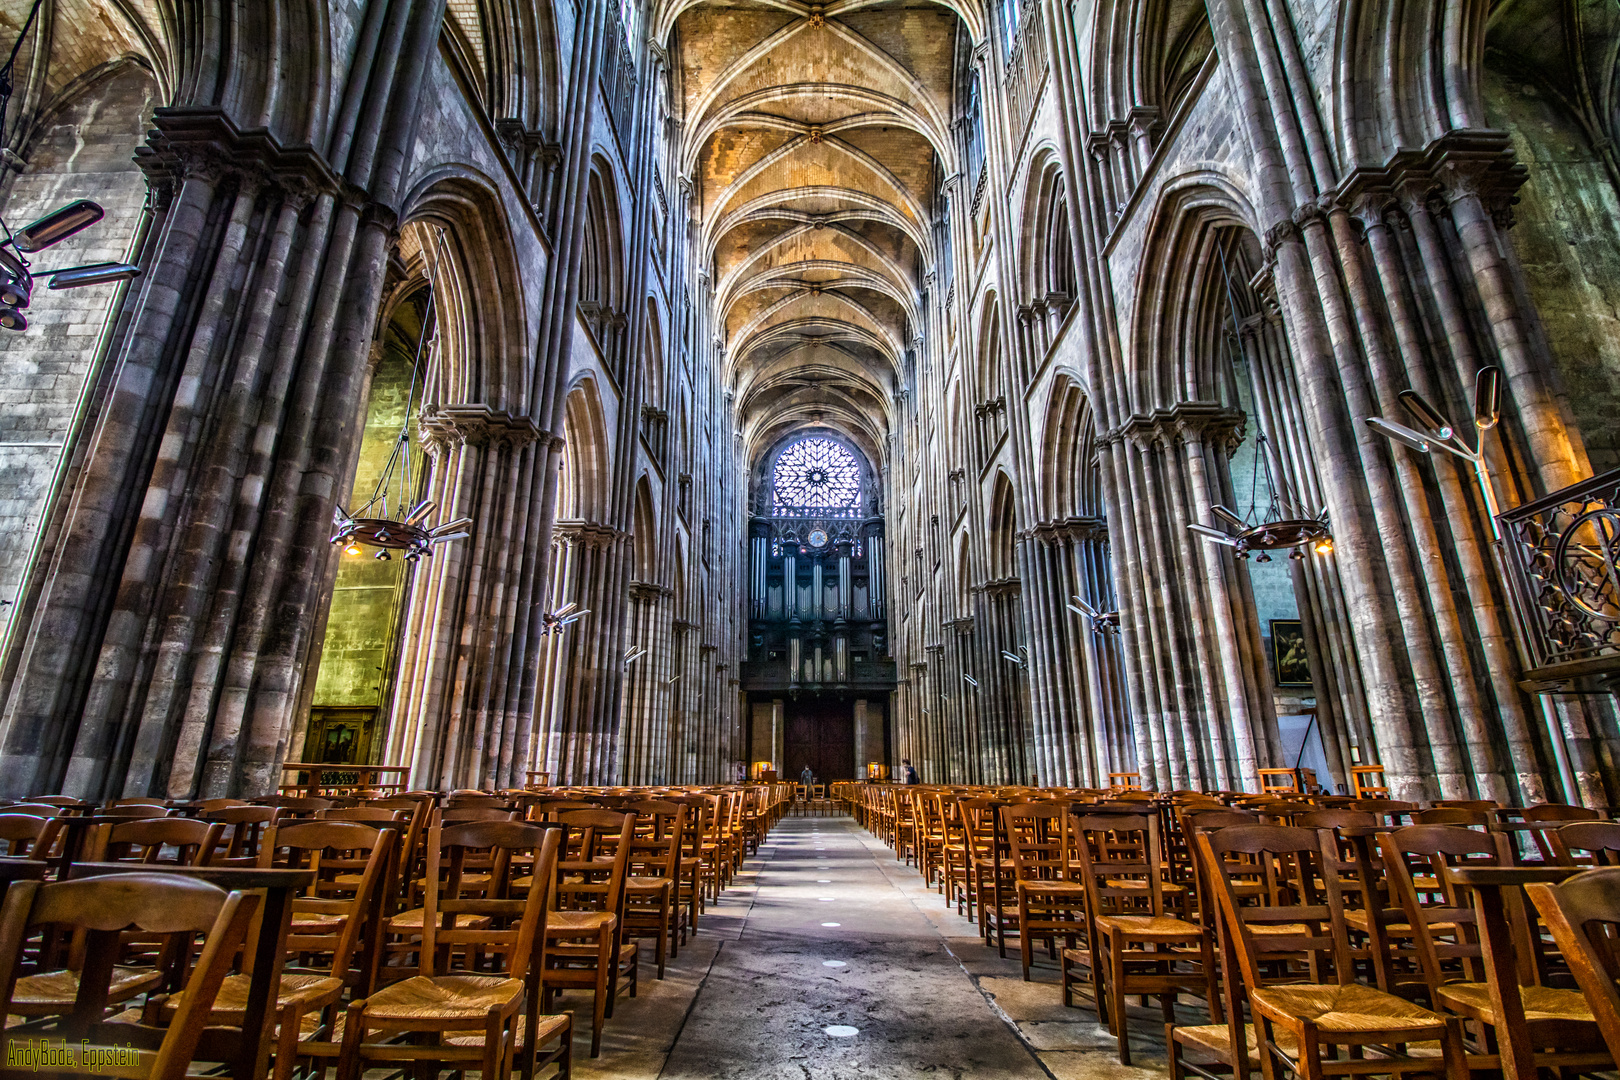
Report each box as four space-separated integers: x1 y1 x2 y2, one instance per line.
330 230 470 562
1189 243 1333 562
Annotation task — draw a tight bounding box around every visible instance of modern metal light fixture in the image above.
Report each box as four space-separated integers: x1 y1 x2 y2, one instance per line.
1365 366 1504 531
539 601 591 636
329 230 470 563
0 200 140 332
0 4 139 327
1067 594 1120 633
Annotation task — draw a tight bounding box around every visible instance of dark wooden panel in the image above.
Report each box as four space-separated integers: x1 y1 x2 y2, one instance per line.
784 699 856 783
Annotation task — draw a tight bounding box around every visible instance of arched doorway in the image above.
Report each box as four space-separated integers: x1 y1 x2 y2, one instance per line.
299 287 432 768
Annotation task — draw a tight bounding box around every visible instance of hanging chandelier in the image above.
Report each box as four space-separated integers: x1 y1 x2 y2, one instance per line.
1188 431 1333 561
1189 242 1332 563
330 231 470 562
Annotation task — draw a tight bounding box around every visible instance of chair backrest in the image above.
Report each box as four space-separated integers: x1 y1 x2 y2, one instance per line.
260 821 397 988
1296 809 1376 830
108 798 169 809
89 817 223 866
1525 868 1620 1063
553 810 634 918
420 821 560 982
193 798 248 814
445 793 515 811
251 796 333 817
1522 803 1601 823
1377 823 1508 992
1433 799 1499 812
0 813 62 858
624 800 686 880
23 796 87 810
1196 824 1351 991
0 873 259 1079
317 807 410 824
1073 811 1166 917
1000 802 1074 883
203 805 279 864
1551 821 1620 867
1414 807 1490 827
98 804 174 820
2 804 66 818
440 806 519 824
1255 800 1317 823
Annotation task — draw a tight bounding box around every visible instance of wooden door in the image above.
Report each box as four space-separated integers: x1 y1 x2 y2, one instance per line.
784 699 856 783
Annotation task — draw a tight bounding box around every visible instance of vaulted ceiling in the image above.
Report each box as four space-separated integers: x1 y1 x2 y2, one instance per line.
661 1 971 471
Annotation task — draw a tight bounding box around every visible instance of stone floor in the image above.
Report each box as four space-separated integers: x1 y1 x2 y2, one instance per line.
563 814 1180 1079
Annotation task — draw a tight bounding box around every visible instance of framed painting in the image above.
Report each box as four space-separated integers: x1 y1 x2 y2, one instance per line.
1270 619 1313 687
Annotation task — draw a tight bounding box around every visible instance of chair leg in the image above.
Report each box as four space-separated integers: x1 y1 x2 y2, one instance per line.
337 1002 367 1080
1112 943 1131 1066
590 931 612 1057
272 1003 303 1080
484 1012 504 1080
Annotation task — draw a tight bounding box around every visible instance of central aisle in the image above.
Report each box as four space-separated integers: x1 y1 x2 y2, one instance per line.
656 815 1049 1079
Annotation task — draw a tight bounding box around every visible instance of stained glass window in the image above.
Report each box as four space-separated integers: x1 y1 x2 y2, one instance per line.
772 438 862 517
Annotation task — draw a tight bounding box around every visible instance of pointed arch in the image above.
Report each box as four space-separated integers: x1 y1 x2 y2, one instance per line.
633 477 659 583
559 377 612 523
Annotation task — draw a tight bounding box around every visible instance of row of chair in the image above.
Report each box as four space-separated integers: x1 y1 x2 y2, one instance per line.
846 781 1620 1080
0 782 796 1080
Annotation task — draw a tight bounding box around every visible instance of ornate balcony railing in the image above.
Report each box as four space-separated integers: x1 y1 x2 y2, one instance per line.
1497 466 1620 687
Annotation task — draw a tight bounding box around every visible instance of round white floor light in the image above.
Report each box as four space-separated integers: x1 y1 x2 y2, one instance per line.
821 922 840 927
823 960 846 967
824 1025 859 1037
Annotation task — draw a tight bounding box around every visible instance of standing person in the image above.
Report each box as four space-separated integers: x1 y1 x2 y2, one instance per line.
902 759 919 785
800 764 814 788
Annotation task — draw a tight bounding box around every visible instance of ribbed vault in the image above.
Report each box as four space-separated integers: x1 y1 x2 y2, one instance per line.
664 0 970 468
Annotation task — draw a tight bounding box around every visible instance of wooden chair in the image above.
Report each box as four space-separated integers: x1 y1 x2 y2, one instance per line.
1380 825 1606 1072
1550 821 1620 867
0 814 63 859
1072 809 1215 1064
7 820 221 1021
1197 824 1466 1080
541 810 636 1056
338 822 569 1080
959 796 1014 949
1520 804 1602 864
999 802 1083 982
1526 867 1620 1065
87 817 223 866
622 800 687 978
663 794 707 933
1348 765 1389 800
153 821 397 1080
0 872 259 1080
